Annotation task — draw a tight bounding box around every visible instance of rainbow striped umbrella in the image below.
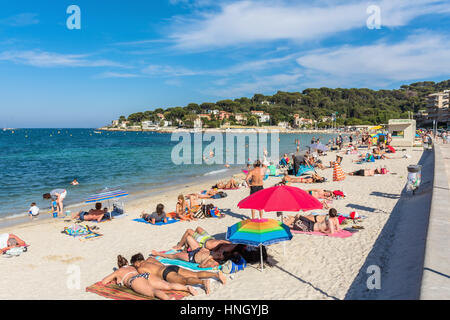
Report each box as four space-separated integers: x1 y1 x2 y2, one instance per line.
85 189 128 203
226 218 292 271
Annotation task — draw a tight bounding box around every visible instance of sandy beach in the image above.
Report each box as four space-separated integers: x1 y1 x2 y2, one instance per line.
0 147 428 300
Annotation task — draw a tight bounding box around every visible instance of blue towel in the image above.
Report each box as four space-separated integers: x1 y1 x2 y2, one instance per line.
296 165 314 176
153 249 221 271
133 218 179 226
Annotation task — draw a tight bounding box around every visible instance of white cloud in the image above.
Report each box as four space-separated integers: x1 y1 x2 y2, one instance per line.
0 50 125 68
169 0 450 50
141 64 199 76
206 72 303 97
0 13 39 27
296 32 450 82
96 72 140 79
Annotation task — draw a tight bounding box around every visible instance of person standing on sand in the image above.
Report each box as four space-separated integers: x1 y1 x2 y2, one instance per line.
245 160 265 219
43 188 67 217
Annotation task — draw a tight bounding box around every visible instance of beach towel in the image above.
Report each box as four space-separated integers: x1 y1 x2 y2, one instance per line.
86 281 190 300
291 229 353 238
296 165 315 176
332 163 345 181
132 218 179 226
153 249 222 272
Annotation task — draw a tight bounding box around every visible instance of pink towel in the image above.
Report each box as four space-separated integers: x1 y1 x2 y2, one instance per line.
291 229 354 238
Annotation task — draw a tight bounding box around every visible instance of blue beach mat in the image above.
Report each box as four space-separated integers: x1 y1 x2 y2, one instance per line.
133 218 179 226
151 249 221 272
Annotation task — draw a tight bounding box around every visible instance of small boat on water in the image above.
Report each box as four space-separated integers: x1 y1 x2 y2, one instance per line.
94 131 102 134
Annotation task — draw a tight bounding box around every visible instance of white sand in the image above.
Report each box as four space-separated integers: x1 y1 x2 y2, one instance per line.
0 148 424 300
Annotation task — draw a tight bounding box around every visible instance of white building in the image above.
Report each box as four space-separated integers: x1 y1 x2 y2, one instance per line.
251 111 271 123
142 121 158 130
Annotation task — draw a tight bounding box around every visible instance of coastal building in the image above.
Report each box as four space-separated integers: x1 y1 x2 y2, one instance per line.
120 121 129 129
111 120 119 127
293 114 314 127
142 121 158 130
387 119 416 147
156 113 165 120
261 100 273 105
207 109 219 115
235 113 247 124
251 110 271 123
417 90 450 127
218 111 232 121
278 121 290 128
194 118 202 129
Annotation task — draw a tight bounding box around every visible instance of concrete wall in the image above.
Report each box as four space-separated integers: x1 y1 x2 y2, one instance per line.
388 119 416 147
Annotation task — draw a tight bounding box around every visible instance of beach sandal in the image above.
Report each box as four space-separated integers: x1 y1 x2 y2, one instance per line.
352 225 364 230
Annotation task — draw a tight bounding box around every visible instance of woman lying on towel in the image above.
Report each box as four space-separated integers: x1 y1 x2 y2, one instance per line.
347 168 383 176
71 202 107 222
283 208 341 235
212 178 238 190
101 255 197 300
282 172 325 184
151 245 222 269
173 226 233 252
0 233 27 254
307 189 334 200
130 253 226 295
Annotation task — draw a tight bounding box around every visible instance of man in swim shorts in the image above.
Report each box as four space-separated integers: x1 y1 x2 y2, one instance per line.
245 160 265 219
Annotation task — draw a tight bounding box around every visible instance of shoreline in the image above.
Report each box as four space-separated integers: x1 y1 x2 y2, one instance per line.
97 127 344 134
0 166 241 232
0 146 431 300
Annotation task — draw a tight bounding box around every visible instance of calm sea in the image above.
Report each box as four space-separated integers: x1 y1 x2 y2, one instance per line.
0 129 338 219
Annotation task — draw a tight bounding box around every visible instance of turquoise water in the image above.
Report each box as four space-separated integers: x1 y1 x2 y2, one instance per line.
0 129 337 219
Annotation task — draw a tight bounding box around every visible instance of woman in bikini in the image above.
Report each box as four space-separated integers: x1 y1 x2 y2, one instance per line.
173 226 231 251
347 168 382 176
130 253 227 294
151 245 221 269
283 208 341 235
212 178 238 190
101 255 197 299
175 194 196 221
282 172 325 184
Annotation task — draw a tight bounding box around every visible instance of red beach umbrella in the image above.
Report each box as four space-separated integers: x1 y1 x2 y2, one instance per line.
238 185 323 212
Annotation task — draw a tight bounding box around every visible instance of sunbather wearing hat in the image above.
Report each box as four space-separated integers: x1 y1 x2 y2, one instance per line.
130 253 227 295
101 255 197 299
283 209 341 235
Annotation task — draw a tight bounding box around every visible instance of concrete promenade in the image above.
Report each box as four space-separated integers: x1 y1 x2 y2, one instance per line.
420 142 450 299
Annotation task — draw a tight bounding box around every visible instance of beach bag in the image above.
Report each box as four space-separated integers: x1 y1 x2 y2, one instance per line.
268 165 277 176
221 256 247 274
191 205 205 219
201 204 214 217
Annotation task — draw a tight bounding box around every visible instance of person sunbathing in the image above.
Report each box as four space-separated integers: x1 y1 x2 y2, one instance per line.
141 203 167 224
173 226 232 251
71 202 107 222
101 255 197 300
307 189 334 200
0 233 26 254
212 178 238 190
282 172 325 184
130 253 227 294
347 168 382 176
151 245 220 269
283 208 341 235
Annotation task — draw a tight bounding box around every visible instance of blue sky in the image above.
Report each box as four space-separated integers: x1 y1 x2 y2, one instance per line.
0 0 449 128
